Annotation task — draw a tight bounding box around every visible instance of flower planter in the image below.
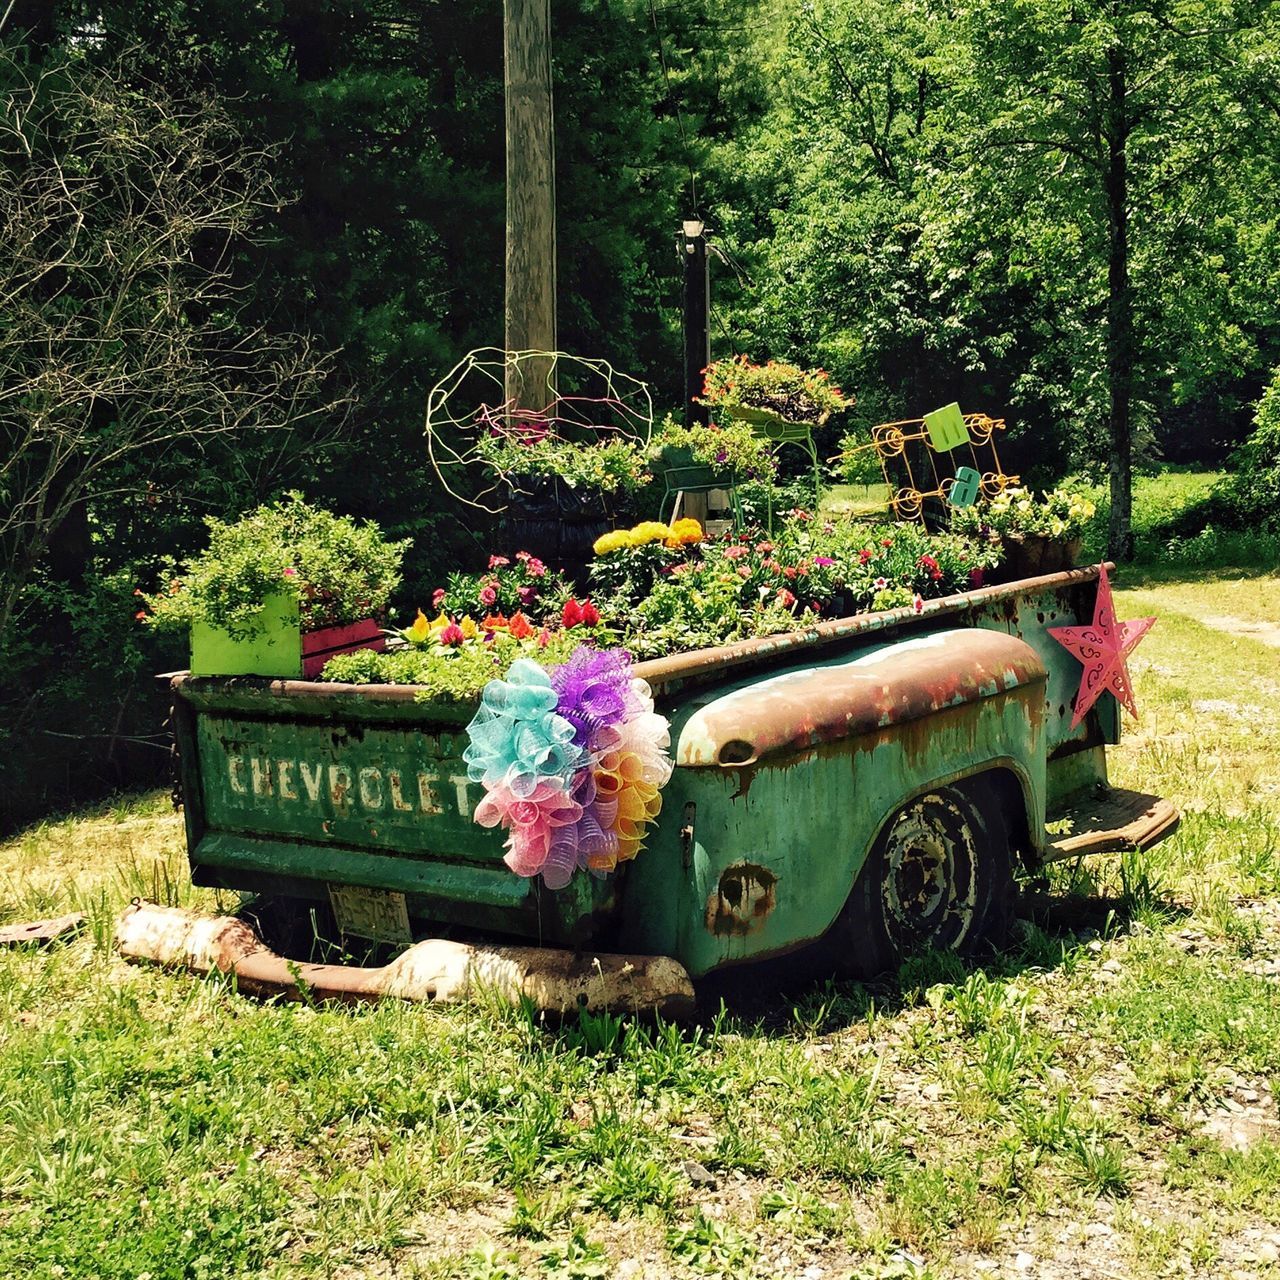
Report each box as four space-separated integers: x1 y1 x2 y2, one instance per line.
301 618 386 679
189 590 302 678
721 402 825 444
653 445 732 492
997 534 1082 582
500 474 610 585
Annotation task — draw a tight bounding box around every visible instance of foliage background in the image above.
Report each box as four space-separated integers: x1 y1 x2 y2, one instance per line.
2 0 1278 826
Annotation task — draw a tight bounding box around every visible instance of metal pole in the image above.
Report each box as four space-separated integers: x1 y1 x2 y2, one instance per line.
680 220 710 426
504 0 557 412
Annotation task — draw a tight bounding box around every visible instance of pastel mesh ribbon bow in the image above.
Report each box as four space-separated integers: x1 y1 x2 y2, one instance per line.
465 646 673 888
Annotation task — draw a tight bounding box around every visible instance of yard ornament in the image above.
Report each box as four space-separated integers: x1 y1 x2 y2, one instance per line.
1048 565 1155 730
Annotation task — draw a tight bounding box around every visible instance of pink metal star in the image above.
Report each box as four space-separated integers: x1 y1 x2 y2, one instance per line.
1049 564 1155 730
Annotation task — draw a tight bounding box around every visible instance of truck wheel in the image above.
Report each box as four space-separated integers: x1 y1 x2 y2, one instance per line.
831 780 1013 977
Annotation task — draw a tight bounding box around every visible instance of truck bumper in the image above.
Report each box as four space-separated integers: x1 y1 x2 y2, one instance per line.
114 901 695 1019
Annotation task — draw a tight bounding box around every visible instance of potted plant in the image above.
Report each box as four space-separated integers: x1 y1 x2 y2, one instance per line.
697 356 850 433
951 486 1097 581
139 493 409 677
474 430 651 579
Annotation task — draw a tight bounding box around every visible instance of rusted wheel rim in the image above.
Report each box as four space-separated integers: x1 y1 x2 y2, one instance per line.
880 792 980 952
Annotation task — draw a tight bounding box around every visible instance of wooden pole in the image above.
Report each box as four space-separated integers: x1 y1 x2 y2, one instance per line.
681 220 710 426
504 0 557 413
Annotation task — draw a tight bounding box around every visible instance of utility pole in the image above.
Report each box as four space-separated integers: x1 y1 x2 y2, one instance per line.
504 0 557 414
680 220 710 426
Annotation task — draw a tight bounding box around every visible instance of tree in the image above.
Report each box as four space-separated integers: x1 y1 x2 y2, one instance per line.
0 48 342 636
934 0 1273 557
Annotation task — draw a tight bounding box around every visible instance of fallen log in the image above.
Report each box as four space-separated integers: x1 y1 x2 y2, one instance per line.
114 901 696 1019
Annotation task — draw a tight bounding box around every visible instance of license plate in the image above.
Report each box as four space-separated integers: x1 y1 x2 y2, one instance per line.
327 884 413 945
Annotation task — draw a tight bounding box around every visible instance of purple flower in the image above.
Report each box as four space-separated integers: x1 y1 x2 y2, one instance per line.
715 449 728 464
518 585 537 606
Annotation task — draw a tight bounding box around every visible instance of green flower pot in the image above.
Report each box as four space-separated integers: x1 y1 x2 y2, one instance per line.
189 589 302 678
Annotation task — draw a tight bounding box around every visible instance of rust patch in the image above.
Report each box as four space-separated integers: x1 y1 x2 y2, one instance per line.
706 863 778 936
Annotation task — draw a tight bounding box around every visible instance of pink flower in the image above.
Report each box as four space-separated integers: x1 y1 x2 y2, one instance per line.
737 566 751 579
526 557 547 579
776 588 797 608
488 555 511 569
724 545 748 561
283 567 297 577
439 622 465 646
874 577 888 590
814 557 835 567
912 594 925 614
432 588 446 608
537 627 551 648
479 585 498 607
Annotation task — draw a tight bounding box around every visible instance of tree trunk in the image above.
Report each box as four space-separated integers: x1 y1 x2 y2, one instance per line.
1104 43 1135 562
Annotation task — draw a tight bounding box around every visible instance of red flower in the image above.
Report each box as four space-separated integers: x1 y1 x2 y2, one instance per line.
580 599 600 626
859 548 873 564
783 566 798 580
776 588 797 608
134 610 147 621
882 538 893 548
969 568 985 588
562 598 584 628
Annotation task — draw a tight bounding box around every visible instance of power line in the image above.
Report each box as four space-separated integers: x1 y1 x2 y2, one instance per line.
647 0 699 217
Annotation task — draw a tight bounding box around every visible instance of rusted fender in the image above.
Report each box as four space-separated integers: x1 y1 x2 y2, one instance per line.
115 902 695 1019
677 628 1046 768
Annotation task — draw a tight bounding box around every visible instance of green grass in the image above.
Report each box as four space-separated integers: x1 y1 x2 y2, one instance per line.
3 570 1280 1277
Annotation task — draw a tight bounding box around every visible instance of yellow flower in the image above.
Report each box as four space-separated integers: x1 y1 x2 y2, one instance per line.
458 615 479 640
593 529 634 556
429 612 452 637
405 609 430 643
629 521 673 546
665 517 704 547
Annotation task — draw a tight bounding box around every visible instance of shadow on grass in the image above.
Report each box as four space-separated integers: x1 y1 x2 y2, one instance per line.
691 886 1190 1038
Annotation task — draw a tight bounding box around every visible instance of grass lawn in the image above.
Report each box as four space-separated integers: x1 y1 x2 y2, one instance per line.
3 568 1280 1279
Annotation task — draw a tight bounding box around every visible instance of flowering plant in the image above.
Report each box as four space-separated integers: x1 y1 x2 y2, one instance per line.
952 487 1096 542
590 517 705 601
431 550 571 621
698 356 850 425
138 493 408 639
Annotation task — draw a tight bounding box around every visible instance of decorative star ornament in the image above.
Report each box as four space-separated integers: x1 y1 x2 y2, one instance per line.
1048 564 1155 730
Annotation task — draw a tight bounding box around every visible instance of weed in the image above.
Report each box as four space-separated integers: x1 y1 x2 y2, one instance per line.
667 1210 757 1275
1064 1132 1132 1197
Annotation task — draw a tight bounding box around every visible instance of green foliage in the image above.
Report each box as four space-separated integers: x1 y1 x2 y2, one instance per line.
475 434 652 496
653 413 775 479
318 629 584 700
140 495 408 638
1214 367 1280 532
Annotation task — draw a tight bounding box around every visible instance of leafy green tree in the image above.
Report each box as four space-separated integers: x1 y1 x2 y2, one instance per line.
922 0 1277 556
